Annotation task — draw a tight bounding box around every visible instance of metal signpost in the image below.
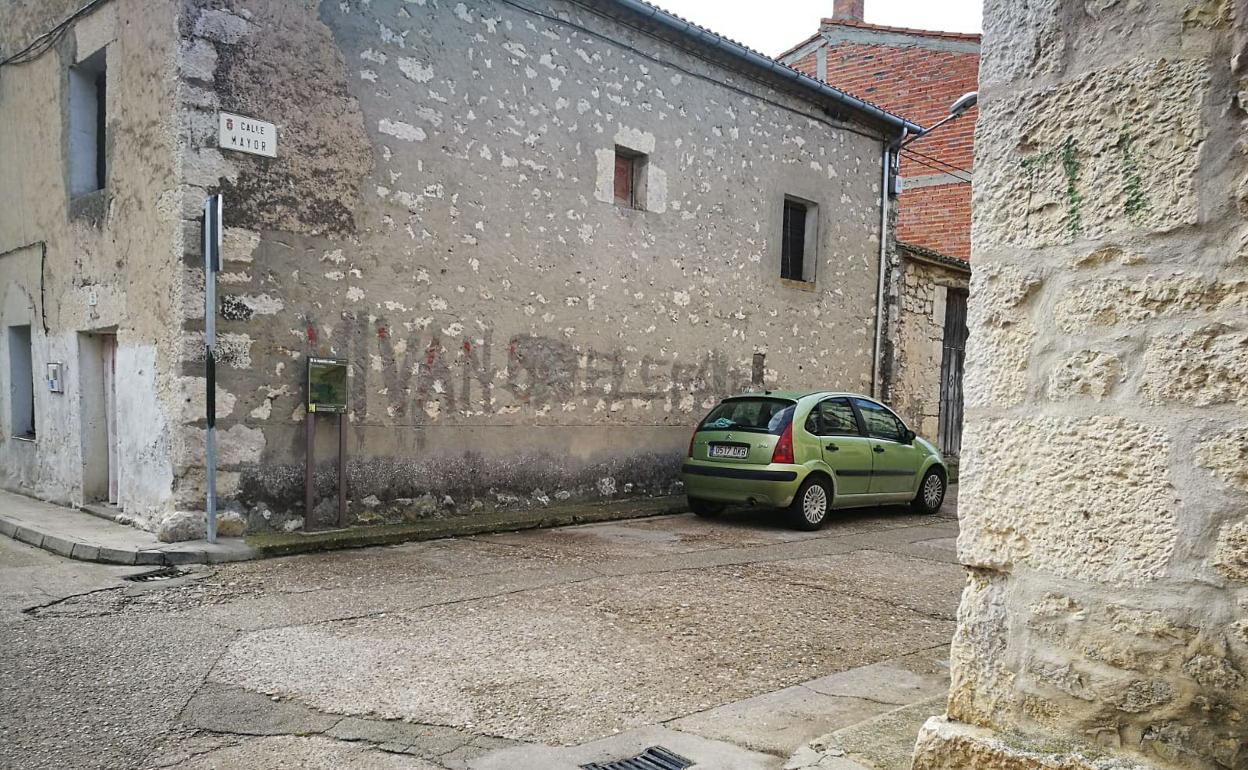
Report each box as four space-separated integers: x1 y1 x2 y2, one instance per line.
305 356 349 530
202 194 223 543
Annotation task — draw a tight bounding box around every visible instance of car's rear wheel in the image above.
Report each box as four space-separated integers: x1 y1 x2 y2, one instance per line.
787 476 831 531
913 468 946 514
688 498 725 517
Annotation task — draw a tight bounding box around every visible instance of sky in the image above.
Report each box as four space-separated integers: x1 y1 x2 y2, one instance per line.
649 0 982 56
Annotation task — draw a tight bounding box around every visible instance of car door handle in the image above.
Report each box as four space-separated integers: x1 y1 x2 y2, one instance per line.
825 443 839 451
873 446 885 453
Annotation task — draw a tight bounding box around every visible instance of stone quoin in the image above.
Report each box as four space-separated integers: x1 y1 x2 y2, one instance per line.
909 1 1248 769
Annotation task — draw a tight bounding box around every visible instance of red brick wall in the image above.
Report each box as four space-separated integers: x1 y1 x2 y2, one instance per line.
822 44 977 174
897 181 971 260
793 29 979 260
790 51 818 79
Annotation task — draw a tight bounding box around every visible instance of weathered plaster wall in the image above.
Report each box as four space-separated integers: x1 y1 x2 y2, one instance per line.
0 0 184 531
177 0 891 529
885 249 969 447
913 1 1247 769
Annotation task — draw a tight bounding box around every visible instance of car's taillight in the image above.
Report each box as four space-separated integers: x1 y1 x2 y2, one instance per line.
688 430 698 458
771 422 794 464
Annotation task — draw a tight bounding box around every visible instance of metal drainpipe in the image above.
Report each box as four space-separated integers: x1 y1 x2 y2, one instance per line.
872 131 906 399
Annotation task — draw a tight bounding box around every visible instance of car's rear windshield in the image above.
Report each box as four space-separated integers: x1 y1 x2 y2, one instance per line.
697 398 795 435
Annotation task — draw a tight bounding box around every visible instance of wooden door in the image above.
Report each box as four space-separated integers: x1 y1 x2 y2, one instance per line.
938 290 968 457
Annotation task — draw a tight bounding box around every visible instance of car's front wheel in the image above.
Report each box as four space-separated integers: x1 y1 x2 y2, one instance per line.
913 468 946 514
688 498 725 517
787 476 831 531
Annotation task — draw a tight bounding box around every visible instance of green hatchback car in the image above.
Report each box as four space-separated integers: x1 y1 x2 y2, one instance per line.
681 391 948 530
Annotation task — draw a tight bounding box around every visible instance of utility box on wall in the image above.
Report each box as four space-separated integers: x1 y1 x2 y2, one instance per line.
46 363 64 393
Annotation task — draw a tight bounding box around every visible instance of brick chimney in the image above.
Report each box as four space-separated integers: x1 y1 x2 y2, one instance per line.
832 0 865 21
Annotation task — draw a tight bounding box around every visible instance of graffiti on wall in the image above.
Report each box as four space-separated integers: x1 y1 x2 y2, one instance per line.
301 316 757 422
1019 132 1150 239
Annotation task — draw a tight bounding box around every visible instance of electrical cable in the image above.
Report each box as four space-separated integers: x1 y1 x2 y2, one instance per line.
898 155 973 184
900 146 974 179
899 150 973 184
0 0 113 68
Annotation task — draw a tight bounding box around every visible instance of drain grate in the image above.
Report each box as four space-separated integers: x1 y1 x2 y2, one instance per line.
123 566 186 583
581 746 694 770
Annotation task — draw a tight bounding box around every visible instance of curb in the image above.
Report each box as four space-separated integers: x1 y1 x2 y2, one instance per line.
0 497 689 565
0 514 259 566
247 498 690 558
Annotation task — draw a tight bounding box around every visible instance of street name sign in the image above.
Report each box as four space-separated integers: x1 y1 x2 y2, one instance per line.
218 112 277 158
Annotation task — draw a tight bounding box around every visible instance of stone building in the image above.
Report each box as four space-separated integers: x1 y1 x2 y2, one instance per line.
912 1 1247 769
0 0 937 538
780 0 978 457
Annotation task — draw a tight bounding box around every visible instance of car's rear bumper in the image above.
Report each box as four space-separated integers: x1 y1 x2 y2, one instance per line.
680 461 803 507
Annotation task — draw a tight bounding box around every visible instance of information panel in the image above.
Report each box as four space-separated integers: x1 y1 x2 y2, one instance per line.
307 357 348 413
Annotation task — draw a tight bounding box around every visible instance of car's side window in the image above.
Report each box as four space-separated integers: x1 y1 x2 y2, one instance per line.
853 399 905 442
812 398 860 436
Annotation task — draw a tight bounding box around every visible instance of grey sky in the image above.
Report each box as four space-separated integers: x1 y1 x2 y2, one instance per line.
648 0 982 56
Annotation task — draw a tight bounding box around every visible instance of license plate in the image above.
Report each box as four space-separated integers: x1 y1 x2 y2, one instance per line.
709 444 750 459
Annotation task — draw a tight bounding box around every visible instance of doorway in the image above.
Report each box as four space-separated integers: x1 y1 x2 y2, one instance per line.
938 290 968 457
79 331 118 506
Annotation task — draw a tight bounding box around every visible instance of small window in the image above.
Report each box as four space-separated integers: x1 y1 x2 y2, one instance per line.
614 147 647 209
9 325 35 440
782 197 817 282
69 49 107 197
807 398 860 436
854 398 906 442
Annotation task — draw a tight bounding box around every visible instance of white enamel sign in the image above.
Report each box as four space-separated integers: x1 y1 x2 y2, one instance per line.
218 112 277 158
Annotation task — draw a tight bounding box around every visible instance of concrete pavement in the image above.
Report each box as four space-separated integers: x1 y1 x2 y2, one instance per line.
1 492 962 770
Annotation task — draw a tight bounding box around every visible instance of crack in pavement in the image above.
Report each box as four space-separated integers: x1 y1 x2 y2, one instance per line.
175 683 522 769
763 578 957 623
20 584 130 616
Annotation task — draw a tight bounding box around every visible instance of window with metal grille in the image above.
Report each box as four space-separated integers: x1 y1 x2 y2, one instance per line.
782 198 808 281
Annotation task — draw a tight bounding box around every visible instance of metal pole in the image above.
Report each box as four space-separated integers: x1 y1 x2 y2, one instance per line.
203 195 222 543
337 413 346 528
305 412 316 531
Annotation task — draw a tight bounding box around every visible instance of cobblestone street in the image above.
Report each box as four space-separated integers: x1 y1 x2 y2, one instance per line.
0 495 961 770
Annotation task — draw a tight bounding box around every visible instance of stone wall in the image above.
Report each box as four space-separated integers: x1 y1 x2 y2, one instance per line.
913 1 1248 769
885 246 969 449
173 0 895 532
0 0 185 531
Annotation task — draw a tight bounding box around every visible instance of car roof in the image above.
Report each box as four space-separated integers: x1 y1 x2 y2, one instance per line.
727 390 872 402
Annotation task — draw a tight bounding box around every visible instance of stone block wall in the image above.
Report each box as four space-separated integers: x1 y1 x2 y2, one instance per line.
912 1 1247 769
0 0 184 531
885 248 969 448
170 0 894 533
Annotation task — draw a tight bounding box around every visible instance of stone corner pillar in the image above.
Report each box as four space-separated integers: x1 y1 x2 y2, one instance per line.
911 1 1248 769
